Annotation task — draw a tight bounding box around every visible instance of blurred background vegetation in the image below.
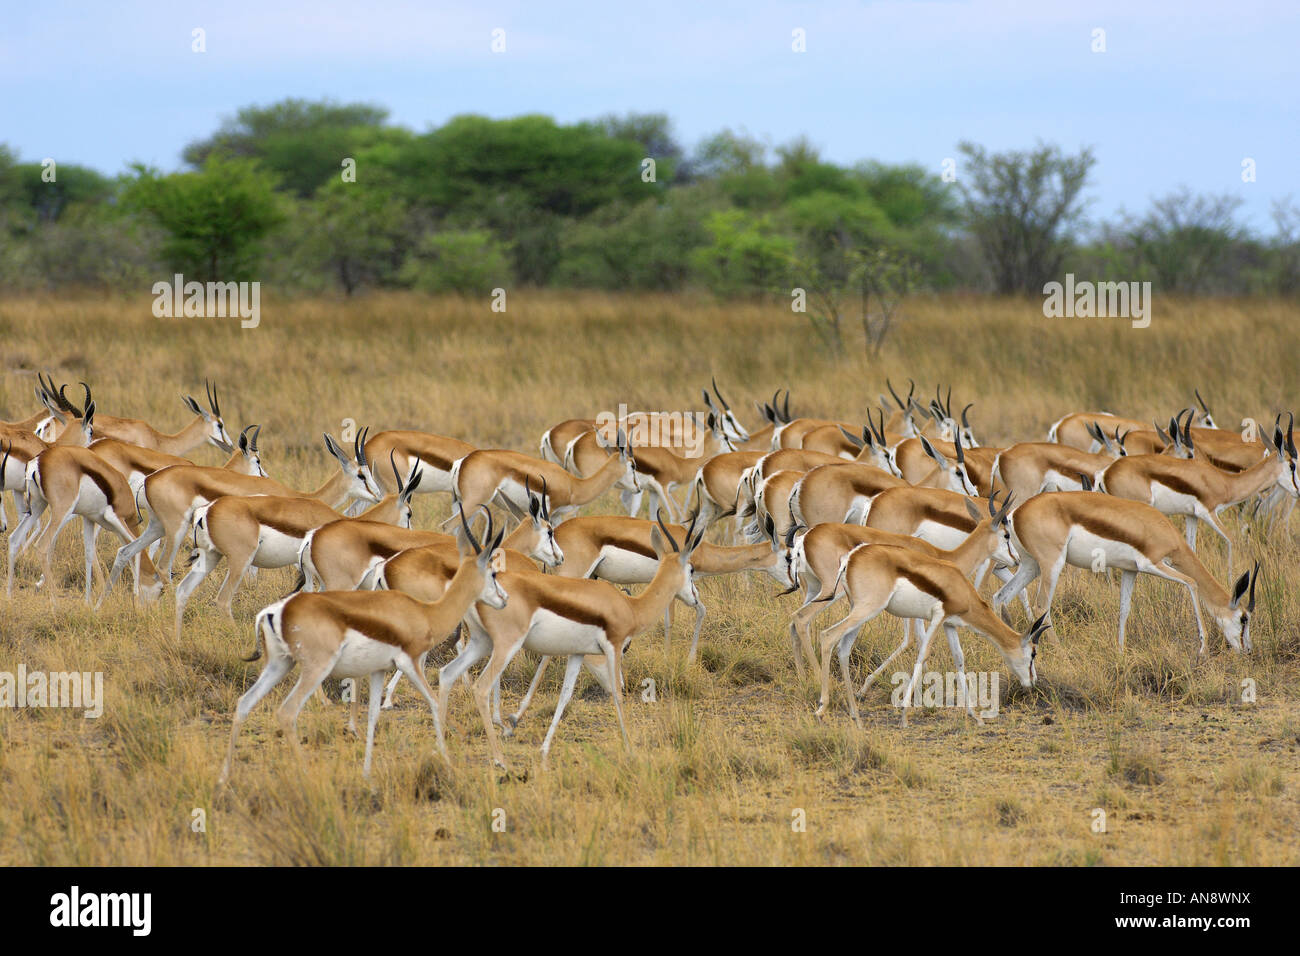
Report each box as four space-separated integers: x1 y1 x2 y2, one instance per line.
2 98 1297 301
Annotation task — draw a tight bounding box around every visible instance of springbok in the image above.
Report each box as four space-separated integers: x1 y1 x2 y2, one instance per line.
217 510 506 783
992 491 1259 655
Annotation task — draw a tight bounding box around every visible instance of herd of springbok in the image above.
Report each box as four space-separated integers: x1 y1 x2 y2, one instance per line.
2 375 1294 781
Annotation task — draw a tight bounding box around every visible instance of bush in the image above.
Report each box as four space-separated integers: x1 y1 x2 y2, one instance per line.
399 230 512 294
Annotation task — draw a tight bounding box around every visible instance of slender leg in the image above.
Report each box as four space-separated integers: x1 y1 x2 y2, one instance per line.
470 637 527 769
39 503 79 598
275 652 342 762
993 556 1039 615
539 655 584 767
836 624 867 726
606 642 631 753
81 517 98 605
686 600 707 662
106 510 164 596
175 547 221 640
215 547 256 618
814 601 882 719
991 565 1033 617
217 653 294 786
944 623 979 724
394 652 447 759
1116 569 1136 649
505 654 551 737
362 670 384 777
1184 516 1197 552
899 616 943 727
857 617 915 698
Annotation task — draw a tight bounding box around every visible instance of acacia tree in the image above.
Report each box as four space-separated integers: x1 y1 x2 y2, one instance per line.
124 156 284 281
957 141 1095 293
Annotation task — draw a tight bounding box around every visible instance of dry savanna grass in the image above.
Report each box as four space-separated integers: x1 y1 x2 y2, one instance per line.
0 290 1297 865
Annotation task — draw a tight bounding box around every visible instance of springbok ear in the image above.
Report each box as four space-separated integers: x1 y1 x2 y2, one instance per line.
488 548 507 573
404 466 423 498
920 436 944 465
182 395 204 417
1079 473 1094 491
322 434 348 464
83 401 96 425
965 498 982 522
839 425 864 449
1230 569 1250 609
650 526 666 557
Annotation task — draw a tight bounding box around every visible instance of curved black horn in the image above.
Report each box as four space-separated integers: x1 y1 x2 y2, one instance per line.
711 376 730 410
457 505 482 555
388 449 402 491
886 378 905 410
79 383 91 417
249 424 261 452
655 509 680 553
1248 560 1259 612
1195 388 1210 414
961 403 973 429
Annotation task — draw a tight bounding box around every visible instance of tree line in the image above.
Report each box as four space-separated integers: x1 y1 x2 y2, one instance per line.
2 98 1296 301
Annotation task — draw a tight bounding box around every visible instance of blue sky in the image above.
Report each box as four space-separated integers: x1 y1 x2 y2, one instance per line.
3 0 1296 232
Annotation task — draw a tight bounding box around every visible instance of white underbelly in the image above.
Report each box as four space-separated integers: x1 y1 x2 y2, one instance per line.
1064 527 1142 571
914 519 965 552
411 459 454 493
523 609 608 656
74 475 111 516
885 578 943 620
331 629 403 678
593 547 656 584
1042 468 1088 492
1147 483 1199 516
254 527 305 568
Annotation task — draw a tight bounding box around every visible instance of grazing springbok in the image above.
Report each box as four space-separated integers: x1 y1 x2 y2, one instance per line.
992 491 1259 655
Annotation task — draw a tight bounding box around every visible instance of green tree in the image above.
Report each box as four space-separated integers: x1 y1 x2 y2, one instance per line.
294 180 410 294
690 209 793 296
183 99 394 198
124 156 285 280
1121 188 1245 294
399 230 512 294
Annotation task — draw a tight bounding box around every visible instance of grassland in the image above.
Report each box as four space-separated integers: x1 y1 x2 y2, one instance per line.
0 290 1297 865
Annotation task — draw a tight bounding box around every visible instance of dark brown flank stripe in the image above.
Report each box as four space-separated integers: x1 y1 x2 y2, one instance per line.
414 450 455 471
85 464 119 506
261 512 319 538
1147 469 1209 502
1072 511 1152 555
604 530 657 560
523 579 612 631
897 565 949 597
916 503 975 532
317 600 410 648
